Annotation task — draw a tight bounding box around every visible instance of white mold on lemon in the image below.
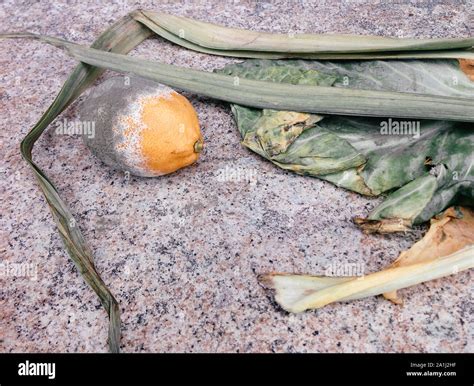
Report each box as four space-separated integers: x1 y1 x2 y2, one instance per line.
79 76 203 177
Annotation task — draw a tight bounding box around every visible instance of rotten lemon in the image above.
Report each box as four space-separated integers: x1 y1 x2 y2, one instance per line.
79 76 203 177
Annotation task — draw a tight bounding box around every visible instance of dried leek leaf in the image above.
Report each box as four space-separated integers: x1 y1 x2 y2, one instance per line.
260 207 474 313
138 11 474 60
218 59 474 228
4 33 474 122
12 13 153 353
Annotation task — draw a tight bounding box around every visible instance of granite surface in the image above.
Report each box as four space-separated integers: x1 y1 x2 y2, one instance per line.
0 0 472 353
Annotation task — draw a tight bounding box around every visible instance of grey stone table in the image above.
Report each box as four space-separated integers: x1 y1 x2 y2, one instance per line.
1 0 472 352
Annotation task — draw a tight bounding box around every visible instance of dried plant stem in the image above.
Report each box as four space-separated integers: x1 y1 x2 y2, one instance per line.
261 246 473 313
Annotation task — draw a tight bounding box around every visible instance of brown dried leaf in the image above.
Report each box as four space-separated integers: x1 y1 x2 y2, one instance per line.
383 207 474 303
353 217 412 234
459 59 474 81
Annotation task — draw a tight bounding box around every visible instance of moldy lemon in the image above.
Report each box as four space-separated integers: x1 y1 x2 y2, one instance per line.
79 76 203 176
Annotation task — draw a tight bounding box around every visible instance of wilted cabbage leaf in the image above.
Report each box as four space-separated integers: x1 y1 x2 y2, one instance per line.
217 59 474 230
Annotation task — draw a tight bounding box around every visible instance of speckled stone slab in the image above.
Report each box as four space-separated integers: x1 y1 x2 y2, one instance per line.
0 0 472 353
